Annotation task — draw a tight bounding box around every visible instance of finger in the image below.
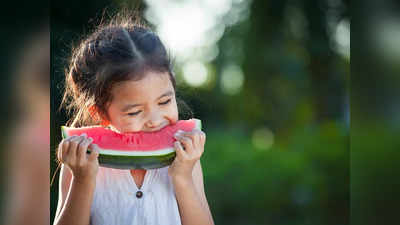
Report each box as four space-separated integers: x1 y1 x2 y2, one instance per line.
77 137 93 165
196 129 206 143
176 136 194 155
197 130 206 151
180 130 205 159
58 139 70 163
63 134 78 142
66 135 85 164
174 141 187 159
75 134 88 148
178 131 196 143
58 134 79 162
179 129 203 147
64 136 81 164
87 143 100 162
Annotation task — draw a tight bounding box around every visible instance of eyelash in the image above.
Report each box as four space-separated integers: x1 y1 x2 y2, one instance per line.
126 99 171 116
159 99 171 105
127 111 141 116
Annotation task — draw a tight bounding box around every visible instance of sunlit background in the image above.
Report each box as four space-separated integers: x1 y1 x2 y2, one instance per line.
49 0 350 224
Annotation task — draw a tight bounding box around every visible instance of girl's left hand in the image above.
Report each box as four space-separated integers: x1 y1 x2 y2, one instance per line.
168 129 206 180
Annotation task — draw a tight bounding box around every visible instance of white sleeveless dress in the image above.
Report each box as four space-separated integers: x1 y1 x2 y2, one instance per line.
90 166 182 225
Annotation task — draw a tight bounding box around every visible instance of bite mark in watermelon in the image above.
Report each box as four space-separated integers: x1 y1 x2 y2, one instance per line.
61 119 202 169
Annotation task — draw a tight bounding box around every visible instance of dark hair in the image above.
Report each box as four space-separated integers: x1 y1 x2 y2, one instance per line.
61 13 191 127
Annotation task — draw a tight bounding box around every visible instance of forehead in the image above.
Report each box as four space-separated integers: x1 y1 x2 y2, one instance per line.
110 71 173 102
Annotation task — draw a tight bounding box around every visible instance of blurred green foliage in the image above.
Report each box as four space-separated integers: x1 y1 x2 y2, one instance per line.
202 121 348 225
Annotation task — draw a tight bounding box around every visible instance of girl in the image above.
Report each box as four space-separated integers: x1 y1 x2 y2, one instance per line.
53 14 214 225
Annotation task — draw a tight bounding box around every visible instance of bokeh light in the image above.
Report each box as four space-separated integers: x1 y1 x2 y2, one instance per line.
334 18 350 59
144 0 252 88
182 61 209 87
220 63 244 95
252 127 274 151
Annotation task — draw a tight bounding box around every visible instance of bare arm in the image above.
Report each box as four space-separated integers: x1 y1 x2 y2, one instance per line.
54 164 71 221
53 165 95 225
53 134 100 225
172 160 214 225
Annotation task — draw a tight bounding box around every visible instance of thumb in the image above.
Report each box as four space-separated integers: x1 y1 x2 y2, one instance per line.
88 144 100 161
174 141 187 159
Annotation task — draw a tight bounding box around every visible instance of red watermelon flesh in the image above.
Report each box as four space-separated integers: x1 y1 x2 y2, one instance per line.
60 118 202 169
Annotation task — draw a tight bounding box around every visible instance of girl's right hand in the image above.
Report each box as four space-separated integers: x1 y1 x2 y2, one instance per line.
57 133 100 183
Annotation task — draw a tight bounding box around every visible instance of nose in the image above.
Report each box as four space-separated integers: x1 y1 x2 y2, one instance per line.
145 111 163 129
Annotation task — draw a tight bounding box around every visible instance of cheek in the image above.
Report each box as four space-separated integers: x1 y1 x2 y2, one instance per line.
126 122 143 133
107 108 135 130
118 117 144 133
169 99 179 120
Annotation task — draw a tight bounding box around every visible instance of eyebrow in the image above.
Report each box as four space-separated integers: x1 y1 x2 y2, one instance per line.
121 90 174 112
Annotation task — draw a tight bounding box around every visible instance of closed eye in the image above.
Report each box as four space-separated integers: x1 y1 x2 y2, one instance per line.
159 99 171 105
127 110 142 116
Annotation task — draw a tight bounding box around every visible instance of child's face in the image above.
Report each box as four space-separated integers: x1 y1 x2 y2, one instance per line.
106 71 179 133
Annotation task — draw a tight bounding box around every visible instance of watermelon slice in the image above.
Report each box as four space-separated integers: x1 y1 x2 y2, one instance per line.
61 119 201 169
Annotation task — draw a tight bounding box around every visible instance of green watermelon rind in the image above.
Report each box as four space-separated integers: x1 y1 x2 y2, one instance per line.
195 118 202 130
98 150 176 169
60 119 201 169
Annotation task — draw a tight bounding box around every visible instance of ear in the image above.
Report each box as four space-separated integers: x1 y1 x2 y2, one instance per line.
88 105 98 119
89 105 110 126
100 120 110 126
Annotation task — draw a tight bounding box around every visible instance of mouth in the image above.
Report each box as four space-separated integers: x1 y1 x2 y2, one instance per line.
145 122 170 132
